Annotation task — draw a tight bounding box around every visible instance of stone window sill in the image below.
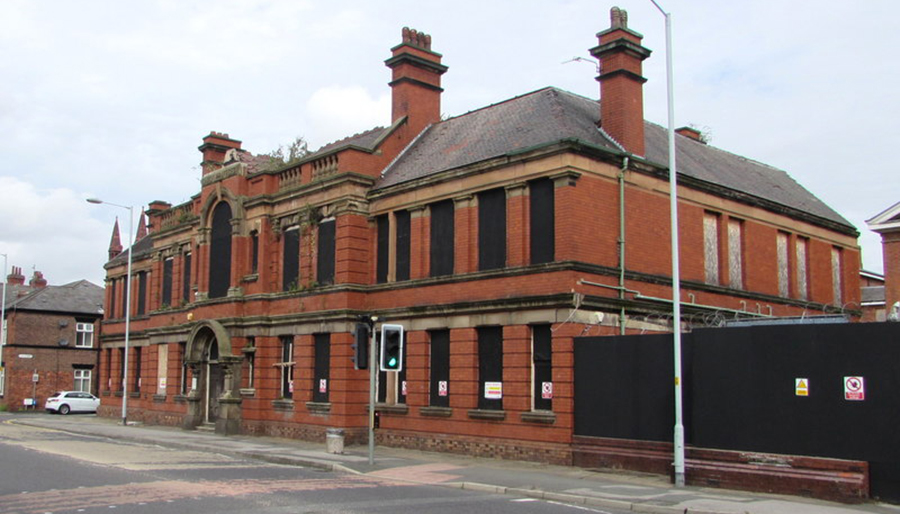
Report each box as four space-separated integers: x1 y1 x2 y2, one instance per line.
521 410 556 424
375 403 409 415
420 406 452 417
272 399 295 411
240 388 256 398
306 401 331 414
152 394 167 403
467 409 506 421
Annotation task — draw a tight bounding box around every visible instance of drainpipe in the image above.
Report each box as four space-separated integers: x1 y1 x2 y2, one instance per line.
618 156 629 335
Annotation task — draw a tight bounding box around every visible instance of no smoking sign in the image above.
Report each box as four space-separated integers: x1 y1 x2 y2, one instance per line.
844 376 865 401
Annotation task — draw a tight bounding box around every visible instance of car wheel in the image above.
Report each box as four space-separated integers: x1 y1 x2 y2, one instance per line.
59 404 71 415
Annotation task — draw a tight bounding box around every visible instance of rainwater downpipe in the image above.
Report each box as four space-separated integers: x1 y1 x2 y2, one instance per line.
618 156 629 335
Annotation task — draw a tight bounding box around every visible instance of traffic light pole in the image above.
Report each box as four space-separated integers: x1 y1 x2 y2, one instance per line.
368 321 377 466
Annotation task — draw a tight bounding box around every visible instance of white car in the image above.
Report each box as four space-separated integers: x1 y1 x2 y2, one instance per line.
44 391 100 415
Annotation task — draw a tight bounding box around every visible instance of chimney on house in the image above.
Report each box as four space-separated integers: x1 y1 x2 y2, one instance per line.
385 27 448 136
198 131 242 175
29 270 47 289
590 7 652 156
7 266 25 286
676 126 706 144
108 218 123 260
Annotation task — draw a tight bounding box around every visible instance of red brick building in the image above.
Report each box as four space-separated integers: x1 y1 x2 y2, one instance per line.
0 267 103 411
867 201 900 320
96 11 861 463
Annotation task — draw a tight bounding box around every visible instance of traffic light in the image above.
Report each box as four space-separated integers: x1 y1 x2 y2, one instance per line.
379 324 404 372
352 323 369 370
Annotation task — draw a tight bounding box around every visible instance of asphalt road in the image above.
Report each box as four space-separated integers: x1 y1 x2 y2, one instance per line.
0 415 628 514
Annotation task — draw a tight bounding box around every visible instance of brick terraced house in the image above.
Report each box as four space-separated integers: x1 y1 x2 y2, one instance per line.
96 10 860 463
0 267 103 411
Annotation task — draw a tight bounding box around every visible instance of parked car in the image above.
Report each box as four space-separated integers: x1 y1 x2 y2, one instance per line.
44 391 100 415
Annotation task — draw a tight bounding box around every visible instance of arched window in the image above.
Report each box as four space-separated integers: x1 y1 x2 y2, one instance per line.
209 202 233 298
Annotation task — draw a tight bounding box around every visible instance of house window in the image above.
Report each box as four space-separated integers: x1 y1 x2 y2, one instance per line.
162 257 173 307
478 189 506 271
777 232 789 297
727 218 743 289
477 326 503 410
108 279 117 319
133 347 142 393
796 237 809 301
429 329 450 407
244 337 255 390
182 252 192 303
119 348 126 391
376 214 389 284
531 324 552 411
317 219 336 285
120 277 128 318
313 333 330 403
282 226 300 291
179 342 187 395
156 344 168 396
74 369 91 393
279 336 294 399
703 212 720 285
250 231 259 274
209 202 233 299
395 210 411 281
430 201 454 277
75 322 94 348
137 271 148 315
529 178 555 265
105 348 112 391
832 247 843 305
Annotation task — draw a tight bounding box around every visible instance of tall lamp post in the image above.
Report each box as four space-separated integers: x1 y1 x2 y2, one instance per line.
87 198 133 426
649 0 685 487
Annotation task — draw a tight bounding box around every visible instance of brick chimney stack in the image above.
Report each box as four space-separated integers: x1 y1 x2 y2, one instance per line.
7 266 25 286
385 27 448 136
590 7 652 156
198 131 242 175
29 270 47 289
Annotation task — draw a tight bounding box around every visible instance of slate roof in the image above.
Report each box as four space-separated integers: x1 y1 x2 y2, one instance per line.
312 126 388 157
106 234 154 268
8 280 104 316
376 87 852 229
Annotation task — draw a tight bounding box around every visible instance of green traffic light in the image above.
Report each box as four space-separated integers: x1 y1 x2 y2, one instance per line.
388 357 397 367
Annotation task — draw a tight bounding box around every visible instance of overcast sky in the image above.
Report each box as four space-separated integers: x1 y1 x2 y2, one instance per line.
2 0 897 287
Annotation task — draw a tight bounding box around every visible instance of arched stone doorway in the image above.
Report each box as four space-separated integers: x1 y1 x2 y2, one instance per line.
184 320 242 434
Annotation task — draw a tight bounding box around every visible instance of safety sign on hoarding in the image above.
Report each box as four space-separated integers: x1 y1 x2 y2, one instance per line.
795 378 809 397
844 376 865 401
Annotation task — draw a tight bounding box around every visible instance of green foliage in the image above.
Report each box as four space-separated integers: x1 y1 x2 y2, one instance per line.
265 136 310 169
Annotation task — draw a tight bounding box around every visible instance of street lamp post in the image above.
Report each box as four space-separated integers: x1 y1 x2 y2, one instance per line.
87 198 133 426
649 0 686 487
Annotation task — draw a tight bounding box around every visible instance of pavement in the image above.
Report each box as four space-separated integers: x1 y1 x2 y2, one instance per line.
6 413 900 514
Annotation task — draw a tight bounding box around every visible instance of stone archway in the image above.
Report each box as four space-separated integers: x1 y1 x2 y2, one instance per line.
184 320 242 434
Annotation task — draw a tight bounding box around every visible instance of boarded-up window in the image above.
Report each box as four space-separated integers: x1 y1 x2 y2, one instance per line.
376 215 389 284
157 344 168 396
796 238 809 301
317 219 336 285
429 329 450 407
108 279 117 319
209 202 233 299
162 257 173 306
832 247 843 305
282 226 300 291
121 277 128 318
250 231 259 274
532 324 552 411
477 326 503 410
182 252 192 303
313 333 330 403
777 232 789 297
137 271 147 315
728 219 743 289
395 210 410 281
703 213 719 285
529 178 555 264
430 201 454 277
279 336 294 399
478 189 506 271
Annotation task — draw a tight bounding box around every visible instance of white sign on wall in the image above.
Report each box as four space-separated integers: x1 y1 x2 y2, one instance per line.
844 376 865 401
484 381 502 400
